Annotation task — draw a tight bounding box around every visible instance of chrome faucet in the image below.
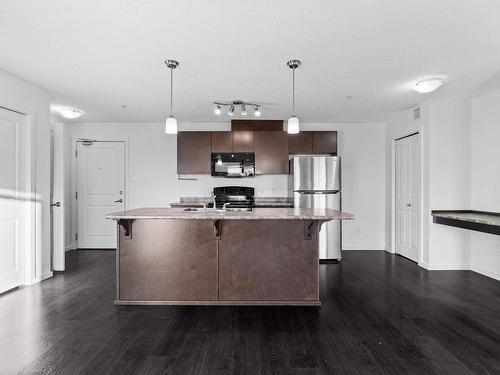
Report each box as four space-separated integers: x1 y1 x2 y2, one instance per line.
211 193 217 210
222 202 230 211
201 203 207 210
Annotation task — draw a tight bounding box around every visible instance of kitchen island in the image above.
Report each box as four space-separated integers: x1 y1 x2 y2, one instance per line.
106 207 353 306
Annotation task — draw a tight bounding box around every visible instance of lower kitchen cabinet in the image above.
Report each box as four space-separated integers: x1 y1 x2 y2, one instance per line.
119 219 218 301
218 220 318 301
177 131 212 174
255 131 289 174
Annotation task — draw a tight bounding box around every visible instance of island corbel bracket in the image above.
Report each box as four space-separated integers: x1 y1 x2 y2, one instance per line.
118 219 134 239
304 220 318 240
213 220 221 239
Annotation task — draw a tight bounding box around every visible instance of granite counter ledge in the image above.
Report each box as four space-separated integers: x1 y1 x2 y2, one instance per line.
431 210 500 236
106 207 353 221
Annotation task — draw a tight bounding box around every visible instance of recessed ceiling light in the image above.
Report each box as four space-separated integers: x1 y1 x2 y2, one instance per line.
58 107 83 119
414 78 444 94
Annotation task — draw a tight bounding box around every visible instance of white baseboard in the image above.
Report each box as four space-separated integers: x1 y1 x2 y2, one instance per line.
418 262 469 270
65 243 76 252
470 265 500 282
342 246 386 251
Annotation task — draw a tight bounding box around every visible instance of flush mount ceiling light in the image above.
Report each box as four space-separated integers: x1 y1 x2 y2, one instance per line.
213 100 262 118
164 59 179 134
414 78 444 94
58 107 83 119
287 59 301 134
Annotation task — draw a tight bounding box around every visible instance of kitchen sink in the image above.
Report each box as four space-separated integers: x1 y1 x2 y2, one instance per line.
183 207 252 213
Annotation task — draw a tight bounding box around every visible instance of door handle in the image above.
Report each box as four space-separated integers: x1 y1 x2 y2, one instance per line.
114 199 123 203
50 202 61 207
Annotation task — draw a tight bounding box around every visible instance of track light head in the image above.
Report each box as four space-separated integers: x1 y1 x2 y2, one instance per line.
214 104 221 115
241 105 247 116
254 106 261 117
228 105 235 116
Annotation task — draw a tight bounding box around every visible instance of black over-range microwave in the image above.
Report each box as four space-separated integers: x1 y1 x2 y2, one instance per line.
211 153 255 177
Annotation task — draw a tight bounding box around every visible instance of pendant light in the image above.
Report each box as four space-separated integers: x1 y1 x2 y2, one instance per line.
287 59 301 134
165 60 179 134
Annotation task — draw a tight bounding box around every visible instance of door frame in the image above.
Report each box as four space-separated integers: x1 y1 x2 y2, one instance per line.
391 130 424 265
71 137 129 250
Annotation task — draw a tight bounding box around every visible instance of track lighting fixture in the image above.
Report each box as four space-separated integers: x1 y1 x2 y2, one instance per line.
213 100 262 118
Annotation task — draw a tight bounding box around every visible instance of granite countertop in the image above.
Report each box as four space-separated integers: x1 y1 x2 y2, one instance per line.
170 197 294 208
106 207 354 221
431 210 500 227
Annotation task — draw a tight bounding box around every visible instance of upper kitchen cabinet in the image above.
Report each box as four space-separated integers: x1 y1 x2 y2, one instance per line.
255 131 289 174
177 132 212 174
232 131 255 152
289 131 313 154
211 131 233 152
312 131 337 155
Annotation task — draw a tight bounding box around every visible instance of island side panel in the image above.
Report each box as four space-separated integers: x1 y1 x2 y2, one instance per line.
218 220 319 302
118 219 218 302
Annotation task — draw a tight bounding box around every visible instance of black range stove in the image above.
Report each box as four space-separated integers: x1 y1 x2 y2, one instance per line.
212 186 255 210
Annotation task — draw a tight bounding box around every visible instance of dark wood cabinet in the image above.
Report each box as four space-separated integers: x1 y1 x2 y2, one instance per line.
211 131 232 152
312 131 337 155
289 131 313 154
177 132 212 174
232 131 254 152
231 120 284 132
255 131 289 174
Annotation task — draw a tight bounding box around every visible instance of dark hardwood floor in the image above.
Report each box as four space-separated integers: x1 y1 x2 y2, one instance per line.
1 250 500 375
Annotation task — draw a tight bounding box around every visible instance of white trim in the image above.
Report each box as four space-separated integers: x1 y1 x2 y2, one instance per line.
470 265 500 282
65 243 76 252
343 246 386 251
418 262 469 270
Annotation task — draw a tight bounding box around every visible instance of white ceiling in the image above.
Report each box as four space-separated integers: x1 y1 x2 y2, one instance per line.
1 0 500 122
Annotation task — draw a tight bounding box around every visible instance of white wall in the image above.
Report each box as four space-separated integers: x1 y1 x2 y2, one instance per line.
470 89 500 280
427 99 471 269
385 99 471 269
69 121 386 251
0 69 52 282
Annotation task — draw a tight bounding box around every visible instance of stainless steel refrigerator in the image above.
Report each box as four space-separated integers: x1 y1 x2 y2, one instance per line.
288 156 342 261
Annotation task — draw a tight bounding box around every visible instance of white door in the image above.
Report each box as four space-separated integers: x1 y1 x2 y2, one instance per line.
395 133 420 262
0 108 29 293
77 141 125 249
50 125 65 270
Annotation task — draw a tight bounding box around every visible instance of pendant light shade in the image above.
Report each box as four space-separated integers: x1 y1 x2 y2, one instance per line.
287 116 299 134
165 115 178 134
164 59 179 134
286 59 301 134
